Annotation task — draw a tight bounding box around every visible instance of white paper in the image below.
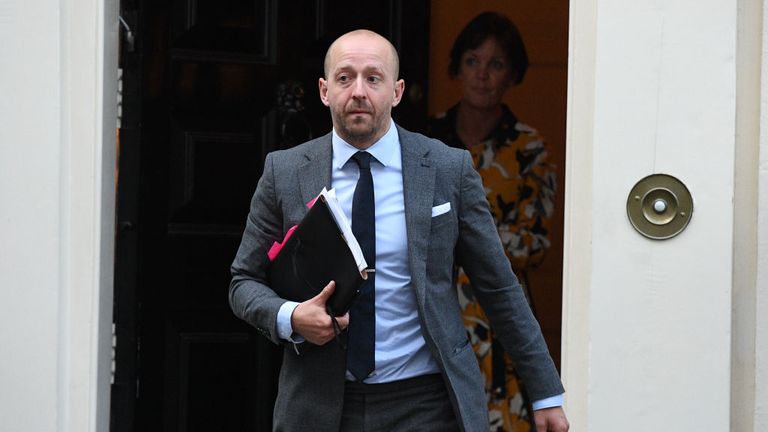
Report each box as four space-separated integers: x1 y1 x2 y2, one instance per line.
318 187 369 276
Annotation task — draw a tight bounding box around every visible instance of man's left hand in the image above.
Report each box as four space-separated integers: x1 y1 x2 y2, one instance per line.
533 406 569 432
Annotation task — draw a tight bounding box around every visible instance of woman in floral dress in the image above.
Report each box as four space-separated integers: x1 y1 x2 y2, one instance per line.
429 12 557 432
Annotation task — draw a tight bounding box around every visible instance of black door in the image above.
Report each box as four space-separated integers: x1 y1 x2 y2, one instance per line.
112 1 430 431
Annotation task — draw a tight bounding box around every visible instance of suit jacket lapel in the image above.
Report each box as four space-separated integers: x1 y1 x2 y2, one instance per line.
399 127 435 302
298 133 333 206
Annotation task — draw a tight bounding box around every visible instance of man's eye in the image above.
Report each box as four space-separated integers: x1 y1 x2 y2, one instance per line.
367 76 381 83
338 75 349 82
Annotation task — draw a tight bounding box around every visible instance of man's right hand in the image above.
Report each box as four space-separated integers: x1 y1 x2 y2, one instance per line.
290 281 350 345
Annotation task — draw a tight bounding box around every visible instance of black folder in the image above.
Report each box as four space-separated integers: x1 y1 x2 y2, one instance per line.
267 195 366 316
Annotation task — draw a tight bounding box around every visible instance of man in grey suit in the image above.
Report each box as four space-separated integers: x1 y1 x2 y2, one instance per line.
230 29 569 431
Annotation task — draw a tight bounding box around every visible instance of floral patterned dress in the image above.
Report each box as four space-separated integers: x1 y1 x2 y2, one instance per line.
429 104 556 432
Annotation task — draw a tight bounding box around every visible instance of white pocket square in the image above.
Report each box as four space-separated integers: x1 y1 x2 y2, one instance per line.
431 202 451 217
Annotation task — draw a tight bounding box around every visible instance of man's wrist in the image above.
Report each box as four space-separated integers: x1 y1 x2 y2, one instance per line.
531 393 564 410
276 301 302 341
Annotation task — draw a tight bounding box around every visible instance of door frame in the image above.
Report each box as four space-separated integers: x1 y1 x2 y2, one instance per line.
57 0 119 431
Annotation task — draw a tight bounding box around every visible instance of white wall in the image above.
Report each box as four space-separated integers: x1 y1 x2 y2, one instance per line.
0 0 117 431
752 2 768 428
564 0 739 430
0 1 63 429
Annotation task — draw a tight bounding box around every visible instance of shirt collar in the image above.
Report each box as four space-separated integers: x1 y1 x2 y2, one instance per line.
332 119 401 170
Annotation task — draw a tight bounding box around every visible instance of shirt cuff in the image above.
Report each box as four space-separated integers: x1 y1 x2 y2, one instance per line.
531 393 564 410
276 301 303 343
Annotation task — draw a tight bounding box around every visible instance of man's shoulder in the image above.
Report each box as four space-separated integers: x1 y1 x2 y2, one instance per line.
396 126 467 161
267 133 332 163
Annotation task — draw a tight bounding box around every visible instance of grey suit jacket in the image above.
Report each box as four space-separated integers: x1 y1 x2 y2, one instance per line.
230 125 564 432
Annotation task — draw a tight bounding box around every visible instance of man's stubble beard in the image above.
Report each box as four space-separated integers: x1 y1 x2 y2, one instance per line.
341 123 376 146
332 109 379 148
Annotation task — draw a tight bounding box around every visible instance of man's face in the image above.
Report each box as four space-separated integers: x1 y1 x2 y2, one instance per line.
319 33 404 149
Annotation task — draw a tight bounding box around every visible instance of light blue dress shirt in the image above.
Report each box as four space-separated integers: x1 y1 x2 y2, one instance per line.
275 119 563 408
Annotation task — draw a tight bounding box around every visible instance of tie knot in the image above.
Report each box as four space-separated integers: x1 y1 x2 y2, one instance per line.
352 151 373 170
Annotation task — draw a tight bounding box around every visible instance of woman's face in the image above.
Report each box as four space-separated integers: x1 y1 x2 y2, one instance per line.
457 37 514 110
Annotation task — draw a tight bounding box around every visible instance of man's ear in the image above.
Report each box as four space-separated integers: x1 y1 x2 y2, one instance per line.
391 79 405 107
318 78 330 107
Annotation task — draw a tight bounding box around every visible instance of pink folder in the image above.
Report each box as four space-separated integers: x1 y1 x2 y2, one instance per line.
267 196 318 261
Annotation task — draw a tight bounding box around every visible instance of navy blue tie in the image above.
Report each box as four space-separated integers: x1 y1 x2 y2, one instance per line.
347 151 375 381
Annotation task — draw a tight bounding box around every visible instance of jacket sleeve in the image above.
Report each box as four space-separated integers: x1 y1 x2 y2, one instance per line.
229 152 288 345
453 149 565 401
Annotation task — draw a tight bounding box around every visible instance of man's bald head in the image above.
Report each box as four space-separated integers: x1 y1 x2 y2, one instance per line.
323 29 400 80
318 28 405 149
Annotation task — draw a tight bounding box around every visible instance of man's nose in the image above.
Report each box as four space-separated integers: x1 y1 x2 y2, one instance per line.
351 78 367 99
